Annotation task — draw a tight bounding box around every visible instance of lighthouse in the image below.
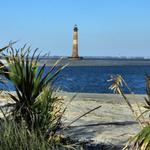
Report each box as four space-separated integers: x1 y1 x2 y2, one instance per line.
72 25 79 58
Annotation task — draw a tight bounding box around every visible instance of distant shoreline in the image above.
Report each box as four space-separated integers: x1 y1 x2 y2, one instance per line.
1 57 150 66
38 58 150 66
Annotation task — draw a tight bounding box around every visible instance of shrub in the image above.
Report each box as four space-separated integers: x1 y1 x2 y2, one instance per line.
128 124 150 150
0 43 86 150
0 119 51 150
127 75 150 150
32 86 64 136
0 118 76 150
0 45 65 132
109 74 150 149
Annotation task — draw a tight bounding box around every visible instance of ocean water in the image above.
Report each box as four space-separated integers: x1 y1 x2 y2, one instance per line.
2 65 150 94
53 65 150 94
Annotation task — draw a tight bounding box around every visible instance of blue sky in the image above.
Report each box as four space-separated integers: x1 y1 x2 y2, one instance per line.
0 0 150 57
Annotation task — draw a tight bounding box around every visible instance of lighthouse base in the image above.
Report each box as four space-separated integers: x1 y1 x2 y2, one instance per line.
68 56 83 60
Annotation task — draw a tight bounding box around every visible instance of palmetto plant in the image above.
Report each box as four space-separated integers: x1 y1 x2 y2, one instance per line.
0 44 95 149
128 75 150 150
108 74 145 127
33 87 64 135
109 74 150 150
127 124 150 150
0 45 65 131
143 75 150 111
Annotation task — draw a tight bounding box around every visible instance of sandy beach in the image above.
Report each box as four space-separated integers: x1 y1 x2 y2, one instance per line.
59 92 146 149
0 91 148 149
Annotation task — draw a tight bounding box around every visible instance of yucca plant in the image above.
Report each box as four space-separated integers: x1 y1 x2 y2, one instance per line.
32 87 65 135
143 74 150 112
0 44 81 149
108 74 145 127
125 124 150 150
126 75 150 150
108 74 150 149
0 45 65 131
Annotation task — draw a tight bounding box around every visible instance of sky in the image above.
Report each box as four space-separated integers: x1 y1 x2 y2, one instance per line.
0 0 150 57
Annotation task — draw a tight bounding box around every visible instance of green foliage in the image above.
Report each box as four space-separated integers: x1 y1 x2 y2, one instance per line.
32 87 64 135
0 44 78 149
0 45 65 131
108 74 150 149
108 74 144 127
143 75 150 110
0 119 51 150
127 75 150 150
127 124 150 150
0 119 75 150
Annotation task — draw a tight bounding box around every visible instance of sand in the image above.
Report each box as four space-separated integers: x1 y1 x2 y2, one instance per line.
59 92 147 149
0 92 148 149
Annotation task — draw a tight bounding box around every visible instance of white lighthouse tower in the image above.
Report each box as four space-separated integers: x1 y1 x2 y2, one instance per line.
72 25 82 59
